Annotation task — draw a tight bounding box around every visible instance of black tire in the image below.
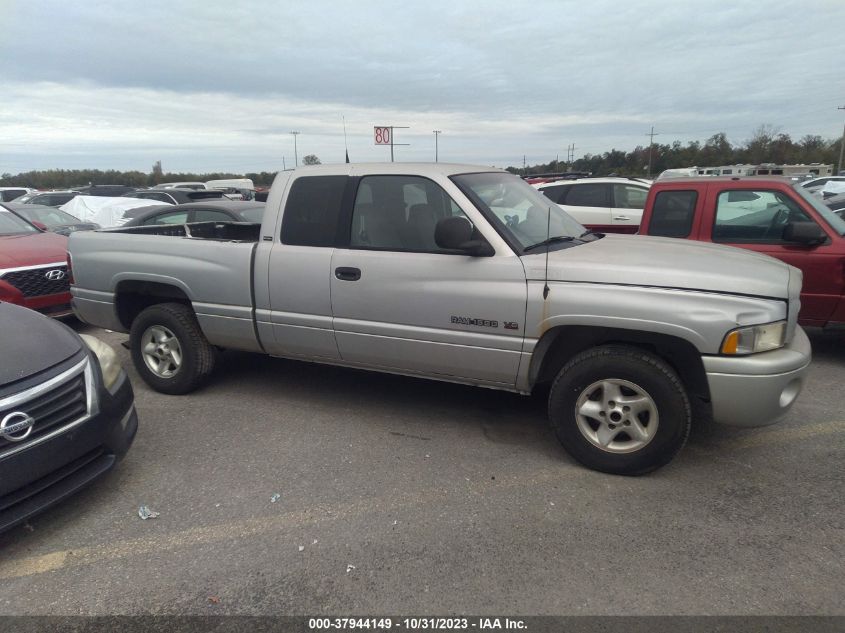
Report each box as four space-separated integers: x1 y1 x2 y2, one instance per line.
548 345 691 475
129 302 217 395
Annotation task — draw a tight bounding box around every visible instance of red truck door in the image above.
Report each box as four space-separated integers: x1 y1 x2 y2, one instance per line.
701 183 844 326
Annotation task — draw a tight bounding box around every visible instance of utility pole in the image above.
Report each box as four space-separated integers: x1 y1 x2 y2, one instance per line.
433 130 441 162
290 131 300 166
646 126 659 178
838 106 845 175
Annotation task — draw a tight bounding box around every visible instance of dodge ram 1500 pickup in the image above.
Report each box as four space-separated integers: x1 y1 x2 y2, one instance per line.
68 164 812 475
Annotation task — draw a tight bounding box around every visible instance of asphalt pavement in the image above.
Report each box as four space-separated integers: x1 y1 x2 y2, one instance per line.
0 323 842 616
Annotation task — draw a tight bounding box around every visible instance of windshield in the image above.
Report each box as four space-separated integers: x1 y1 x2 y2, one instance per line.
13 205 81 226
0 208 40 235
451 172 587 251
793 183 845 235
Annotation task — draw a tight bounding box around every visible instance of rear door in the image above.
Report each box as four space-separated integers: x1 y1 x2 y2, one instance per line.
610 183 649 232
261 175 348 359
558 183 612 229
329 174 527 386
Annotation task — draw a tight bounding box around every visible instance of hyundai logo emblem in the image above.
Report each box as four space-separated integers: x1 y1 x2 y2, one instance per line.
45 269 66 281
0 411 35 442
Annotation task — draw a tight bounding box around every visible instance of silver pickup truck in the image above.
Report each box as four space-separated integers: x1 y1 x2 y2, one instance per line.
68 163 811 475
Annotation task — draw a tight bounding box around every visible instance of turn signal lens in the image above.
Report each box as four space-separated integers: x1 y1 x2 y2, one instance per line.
720 321 787 355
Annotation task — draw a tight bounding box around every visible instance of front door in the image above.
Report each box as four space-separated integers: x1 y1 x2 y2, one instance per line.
330 174 527 387
709 187 841 324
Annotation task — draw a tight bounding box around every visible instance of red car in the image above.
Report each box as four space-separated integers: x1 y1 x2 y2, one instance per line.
0 203 72 317
639 176 845 327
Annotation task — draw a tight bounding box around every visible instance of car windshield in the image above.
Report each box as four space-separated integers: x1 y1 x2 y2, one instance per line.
793 183 845 235
0 208 40 235
451 172 587 251
13 205 81 226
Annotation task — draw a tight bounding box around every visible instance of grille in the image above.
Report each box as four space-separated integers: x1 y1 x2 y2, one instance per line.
1 266 70 297
0 369 87 451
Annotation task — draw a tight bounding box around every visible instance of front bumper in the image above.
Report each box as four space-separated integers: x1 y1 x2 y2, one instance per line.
703 326 811 428
0 364 137 533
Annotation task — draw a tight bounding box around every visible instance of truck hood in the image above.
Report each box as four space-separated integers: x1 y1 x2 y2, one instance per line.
525 234 791 299
0 232 68 270
0 302 82 386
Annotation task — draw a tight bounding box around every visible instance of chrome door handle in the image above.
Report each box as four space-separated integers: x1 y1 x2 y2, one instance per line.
613 216 631 221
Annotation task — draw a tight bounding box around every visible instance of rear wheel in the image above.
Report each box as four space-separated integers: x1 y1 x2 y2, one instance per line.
548 345 691 475
130 302 217 394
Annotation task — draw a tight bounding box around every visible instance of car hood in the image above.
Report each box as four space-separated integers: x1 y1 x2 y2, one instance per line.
523 234 791 299
0 231 68 270
0 302 82 385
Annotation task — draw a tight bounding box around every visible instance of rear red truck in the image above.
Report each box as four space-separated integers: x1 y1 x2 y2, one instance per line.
639 176 845 327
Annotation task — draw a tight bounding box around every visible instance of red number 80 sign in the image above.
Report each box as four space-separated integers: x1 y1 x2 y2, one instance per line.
374 126 391 145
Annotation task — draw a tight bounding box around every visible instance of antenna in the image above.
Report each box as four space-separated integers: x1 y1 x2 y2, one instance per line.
543 206 551 300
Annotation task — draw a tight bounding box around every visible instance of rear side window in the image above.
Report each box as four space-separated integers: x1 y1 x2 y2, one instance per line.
612 184 649 209
647 190 697 238
539 184 570 204
281 176 346 246
563 183 610 207
194 209 233 222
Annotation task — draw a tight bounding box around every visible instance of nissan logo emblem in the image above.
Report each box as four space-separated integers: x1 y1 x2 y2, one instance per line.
0 411 35 442
45 269 66 281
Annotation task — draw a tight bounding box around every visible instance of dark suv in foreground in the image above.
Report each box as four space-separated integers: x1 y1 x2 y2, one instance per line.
0 302 137 532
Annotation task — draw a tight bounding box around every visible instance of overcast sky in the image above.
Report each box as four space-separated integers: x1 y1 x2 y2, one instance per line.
1 0 844 174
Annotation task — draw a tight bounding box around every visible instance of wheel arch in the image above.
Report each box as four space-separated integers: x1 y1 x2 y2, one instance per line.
114 280 194 330
529 325 711 402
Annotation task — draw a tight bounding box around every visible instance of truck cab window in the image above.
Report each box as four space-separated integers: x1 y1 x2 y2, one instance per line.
647 190 697 237
350 175 469 252
280 176 347 247
713 189 812 243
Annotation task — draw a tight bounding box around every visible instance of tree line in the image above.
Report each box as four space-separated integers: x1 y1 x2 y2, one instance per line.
0 155 321 189
1 128 841 188
508 127 843 177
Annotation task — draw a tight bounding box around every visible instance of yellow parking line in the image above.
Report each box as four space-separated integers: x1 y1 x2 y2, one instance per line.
0 464 585 581
728 419 843 450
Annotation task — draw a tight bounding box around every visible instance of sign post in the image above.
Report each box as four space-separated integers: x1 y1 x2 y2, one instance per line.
374 126 409 162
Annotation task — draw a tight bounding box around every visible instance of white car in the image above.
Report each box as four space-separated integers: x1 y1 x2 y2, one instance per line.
534 177 651 233
800 176 845 195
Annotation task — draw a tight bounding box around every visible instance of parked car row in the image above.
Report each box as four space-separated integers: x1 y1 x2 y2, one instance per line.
1 163 829 536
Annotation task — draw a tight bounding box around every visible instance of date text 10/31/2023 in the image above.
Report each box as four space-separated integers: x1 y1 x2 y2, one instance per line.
308 618 527 630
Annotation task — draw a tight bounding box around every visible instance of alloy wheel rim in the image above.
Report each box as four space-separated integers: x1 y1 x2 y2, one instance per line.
141 325 183 378
574 378 659 454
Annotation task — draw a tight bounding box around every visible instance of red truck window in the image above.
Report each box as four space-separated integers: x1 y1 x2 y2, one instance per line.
712 189 811 243
647 190 697 237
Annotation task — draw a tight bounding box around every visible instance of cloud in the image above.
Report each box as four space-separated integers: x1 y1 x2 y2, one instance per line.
1 0 843 172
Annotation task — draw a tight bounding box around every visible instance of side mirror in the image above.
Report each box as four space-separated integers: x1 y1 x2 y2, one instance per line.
31 221 48 231
434 217 494 256
783 221 826 246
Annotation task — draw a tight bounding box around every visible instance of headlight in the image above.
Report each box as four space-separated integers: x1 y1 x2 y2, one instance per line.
720 321 787 355
79 334 123 390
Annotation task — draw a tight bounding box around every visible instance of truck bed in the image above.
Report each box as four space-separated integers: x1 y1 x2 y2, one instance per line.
106 221 262 242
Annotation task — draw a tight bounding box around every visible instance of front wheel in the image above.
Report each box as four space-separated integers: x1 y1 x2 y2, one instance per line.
548 345 691 475
129 302 217 395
